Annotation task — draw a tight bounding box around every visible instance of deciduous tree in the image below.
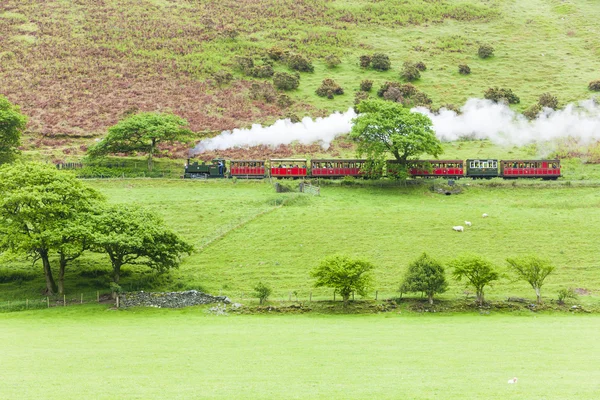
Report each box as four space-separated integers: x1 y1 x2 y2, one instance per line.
88 112 192 172
450 254 499 305
91 204 193 285
311 255 374 307
400 253 448 305
506 255 554 304
0 95 28 164
351 100 442 177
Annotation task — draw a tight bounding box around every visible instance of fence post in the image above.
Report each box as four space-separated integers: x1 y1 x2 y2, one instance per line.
116 296 120 308
80 293 83 304
288 292 291 301
375 291 378 300
63 295 66 307
309 292 312 302
47 297 49 308
333 291 336 302
26 299 28 309
97 291 99 302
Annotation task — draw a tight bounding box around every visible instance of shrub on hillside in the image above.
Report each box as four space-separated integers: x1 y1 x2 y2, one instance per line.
212 70 233 86
267 46 285 61
484 87 520 104
401 61 421 81
234 56 254 75
287 53 314 72
440 104 461 114
284 112 301 123
371 53 391 71
276 94 293 108
354 91 370 111
538 92 558 109
249 82 277 103
273 72 300 90
589 80 600 91
383 87 403 103
523 104 542 120
360 79 373 92
478 44 494 58
359 55 371 68
458 64 471 75
316 78 344 99
324 54 341 68
377 81 400 97
415 61 427 71
412 91 432 106
250 64 274 78
398 83 417 98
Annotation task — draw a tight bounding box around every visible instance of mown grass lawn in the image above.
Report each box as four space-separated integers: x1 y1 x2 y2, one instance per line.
1 307 599 399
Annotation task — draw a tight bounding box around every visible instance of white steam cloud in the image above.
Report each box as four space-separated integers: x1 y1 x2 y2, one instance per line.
193 98 600 154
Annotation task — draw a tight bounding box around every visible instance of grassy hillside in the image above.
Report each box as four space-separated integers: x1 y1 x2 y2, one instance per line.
2 0 600 154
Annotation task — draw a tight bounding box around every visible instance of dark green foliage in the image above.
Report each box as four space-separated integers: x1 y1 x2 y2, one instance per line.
324 54 341 68
401 61 421 81
484 87 520 104
311 255 375 307
250 64 274 78
589 80 600 91
538 92 559 109
276 94 293 108
284 112 301 123
523 104 542 120
286 53 314 72
253 281 272 305
354 91 370 112
478 44 494 58
359 55 371 68
415 61 427 71
371 53 391 71
557 288 577 305
412 91 432 107
360 79 373 92
400 253 448 305
0 95 27 164
249 82 277 103
458 64 471 75
233 56 254 74
267 46 285 61
450 254 499 305
212 70 233 86
273 72 300 90
315 79 344 98
0 268 36 284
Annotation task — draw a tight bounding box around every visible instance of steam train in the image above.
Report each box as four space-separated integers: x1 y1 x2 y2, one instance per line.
184 158 561 180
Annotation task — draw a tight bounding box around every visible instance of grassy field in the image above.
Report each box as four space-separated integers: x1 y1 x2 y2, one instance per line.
1 307 599 399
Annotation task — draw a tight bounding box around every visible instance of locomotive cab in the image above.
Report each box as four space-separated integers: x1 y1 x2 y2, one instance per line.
184 158 226 178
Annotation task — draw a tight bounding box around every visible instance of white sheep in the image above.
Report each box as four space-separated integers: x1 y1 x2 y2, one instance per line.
465 221 472 227
452 226 464 232
482 213 488 218
507 377 518 384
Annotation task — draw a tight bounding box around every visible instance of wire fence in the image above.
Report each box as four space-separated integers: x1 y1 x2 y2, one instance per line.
0 291 111 313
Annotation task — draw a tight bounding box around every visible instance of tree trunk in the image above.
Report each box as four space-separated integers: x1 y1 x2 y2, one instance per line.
113 263 121 284
58 253 66 295
40 250 57 295
147 138 156 172
343 295 349 308
535 287 541 304
428 293 434 305
476 290 484 305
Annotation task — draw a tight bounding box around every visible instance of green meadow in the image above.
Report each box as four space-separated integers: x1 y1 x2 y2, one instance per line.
1 308 599 399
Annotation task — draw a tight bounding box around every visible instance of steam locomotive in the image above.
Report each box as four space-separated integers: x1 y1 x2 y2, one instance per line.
184 158 561 180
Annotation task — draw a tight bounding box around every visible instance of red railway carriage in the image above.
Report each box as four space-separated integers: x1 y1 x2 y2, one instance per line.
270 159 308 178
408 160 464 178
229 160 266 178
310 159 366 178
500 159 561 180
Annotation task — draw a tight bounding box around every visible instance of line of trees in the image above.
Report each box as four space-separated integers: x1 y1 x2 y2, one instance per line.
0 162 193 296
308 252 556 307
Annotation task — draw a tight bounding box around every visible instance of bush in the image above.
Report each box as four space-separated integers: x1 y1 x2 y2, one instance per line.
371 53 391 71
354 91 370 111
253 281 272 305
233 56 254 75
412 91 432 106
383 87 403 103
284 112 301 123
250 64 274 78
522 104 542 120
212 70 233 86
316 78 344 98
359 55 371 68
440 103 461 114
249 82 277 103
360 79 373 92
478 44 494 58
589 80 600 91
276 94 293 108
287 53 314 72
377 81 400 97
267 46 285 61
401 61 421 81
484 87 520 104
557 288 577 305
324 54 341 68
538 92 558 109
415 61 427 71
458 64 471 75
273 72 300 90
398 83 417 97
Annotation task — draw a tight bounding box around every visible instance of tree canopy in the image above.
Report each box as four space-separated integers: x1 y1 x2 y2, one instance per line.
350 99 442 175
91 204 194 284
450 254 499 305
311 255 374 307
0 162 103 295
506 255 554 304
400 253 448 305
87 112 192 171
0 95 28 164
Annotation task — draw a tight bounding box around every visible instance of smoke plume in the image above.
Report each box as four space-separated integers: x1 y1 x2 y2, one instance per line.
192 98 600 154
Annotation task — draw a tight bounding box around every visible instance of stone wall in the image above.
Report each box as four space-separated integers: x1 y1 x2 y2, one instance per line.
120 290 230 308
